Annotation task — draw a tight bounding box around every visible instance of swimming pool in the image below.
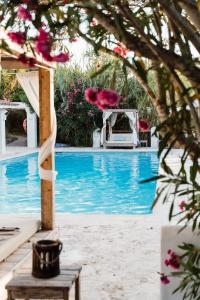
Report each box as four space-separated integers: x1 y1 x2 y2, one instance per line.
0 152 158 214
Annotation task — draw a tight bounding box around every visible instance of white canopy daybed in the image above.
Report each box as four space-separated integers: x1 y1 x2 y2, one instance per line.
101 109 139 148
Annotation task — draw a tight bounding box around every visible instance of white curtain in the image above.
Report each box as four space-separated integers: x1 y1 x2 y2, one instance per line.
125 111 138 145
17 71 57 182
16 72 39 116
110 112 118 127
109 112 118 138
101 111 113 145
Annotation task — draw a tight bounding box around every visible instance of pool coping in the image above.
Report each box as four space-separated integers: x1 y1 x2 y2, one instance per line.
0 147 157 162
0 149 38 162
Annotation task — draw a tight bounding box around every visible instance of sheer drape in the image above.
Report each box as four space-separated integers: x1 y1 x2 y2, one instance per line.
17 71 57 181
101 111 113 145
125 111 138 145
109 112 118 138
16 71 39 116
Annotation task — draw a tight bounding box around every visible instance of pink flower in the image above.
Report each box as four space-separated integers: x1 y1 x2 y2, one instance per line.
160 274 170 285
52 53 70 62
97 89 120 107
97 103 109 110
179 201 186 211
17 6 32 21
7 32 25 45
139 119 149 132
169 253 180 270
164 259 169 266
85 88 98 104
35 29 52 61
85 88 121 110
164 250 180 270
113 43 128 58
18 54 36 67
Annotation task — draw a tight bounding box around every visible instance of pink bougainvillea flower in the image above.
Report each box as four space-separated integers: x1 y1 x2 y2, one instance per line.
96 103 108 110
160 274 170 285
7 32 26 45
85 88 120 110
18 54 36 67
85 88 99 104
52 53 70 62
35 29 52 61
97 89 121 107
179 201 186 211
113 43 129 58
17 6 32 21
139 119 149 132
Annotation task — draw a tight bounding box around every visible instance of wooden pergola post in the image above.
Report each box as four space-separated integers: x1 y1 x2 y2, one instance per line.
39 67 55 230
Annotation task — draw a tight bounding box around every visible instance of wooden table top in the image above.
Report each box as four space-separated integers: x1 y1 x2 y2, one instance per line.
6 266 82 290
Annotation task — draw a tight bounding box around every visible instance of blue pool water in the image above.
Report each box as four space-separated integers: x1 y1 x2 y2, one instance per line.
0 152 158 214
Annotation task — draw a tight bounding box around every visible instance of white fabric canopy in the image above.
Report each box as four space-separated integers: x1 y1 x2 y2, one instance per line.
17 71 57 181
125 111 138 145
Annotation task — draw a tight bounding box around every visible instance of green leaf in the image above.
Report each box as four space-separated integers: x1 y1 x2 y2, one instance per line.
190 163 198 183
140 174 165 184
169 201 174 221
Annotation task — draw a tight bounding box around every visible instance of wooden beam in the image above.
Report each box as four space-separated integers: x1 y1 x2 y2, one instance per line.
0 60 36 70
0 56 55 70
39 67 55 230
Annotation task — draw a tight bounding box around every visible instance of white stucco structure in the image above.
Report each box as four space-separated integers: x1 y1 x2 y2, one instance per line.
0 109 7 153
151 126 159 149
0 101 37 153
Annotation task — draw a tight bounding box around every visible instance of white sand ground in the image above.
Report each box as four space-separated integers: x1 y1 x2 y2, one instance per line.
56 214 161 300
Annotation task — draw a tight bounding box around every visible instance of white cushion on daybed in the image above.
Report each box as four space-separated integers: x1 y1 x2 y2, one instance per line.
110 133 133 142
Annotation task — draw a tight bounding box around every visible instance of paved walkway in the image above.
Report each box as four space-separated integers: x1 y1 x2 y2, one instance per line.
0 147 157 161
7 135 27 147
0 147 37 161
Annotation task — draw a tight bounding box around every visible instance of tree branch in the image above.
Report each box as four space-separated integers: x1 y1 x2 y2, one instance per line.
178 0 200 31
158 0 200 52
76 1 200 87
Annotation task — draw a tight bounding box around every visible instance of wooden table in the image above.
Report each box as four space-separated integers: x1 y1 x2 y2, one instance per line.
6 266 82 300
